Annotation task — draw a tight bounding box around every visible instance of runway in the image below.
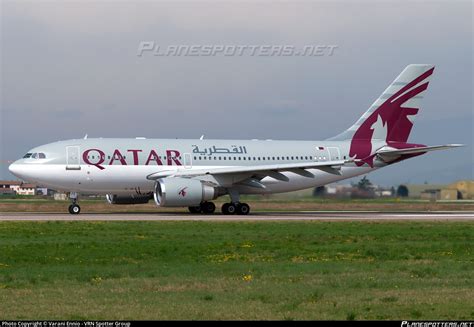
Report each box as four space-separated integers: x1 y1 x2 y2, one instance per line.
0 211 473 221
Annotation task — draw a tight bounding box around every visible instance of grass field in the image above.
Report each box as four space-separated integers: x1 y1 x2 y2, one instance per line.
0 221 473 320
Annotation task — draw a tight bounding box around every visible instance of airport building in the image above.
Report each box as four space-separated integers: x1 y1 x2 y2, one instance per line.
0 180 37 196
405 180 474 200
450 180 474 200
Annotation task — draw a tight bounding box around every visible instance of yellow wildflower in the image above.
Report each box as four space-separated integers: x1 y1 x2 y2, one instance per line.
242 274 253 282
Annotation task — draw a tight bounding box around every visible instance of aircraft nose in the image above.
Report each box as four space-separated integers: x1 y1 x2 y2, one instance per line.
8 162 23 178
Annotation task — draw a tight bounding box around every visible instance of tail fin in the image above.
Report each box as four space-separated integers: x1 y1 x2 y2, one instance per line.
329 64 435 143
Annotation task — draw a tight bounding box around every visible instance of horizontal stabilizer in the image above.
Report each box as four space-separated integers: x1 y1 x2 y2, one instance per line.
376 144 463 161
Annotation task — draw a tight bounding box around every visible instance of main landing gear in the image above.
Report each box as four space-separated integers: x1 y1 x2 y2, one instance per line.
221 202 250 215
188 189 251 215
68 192 81 215
188 201 216 214
188 201 250 215
220 189 250 215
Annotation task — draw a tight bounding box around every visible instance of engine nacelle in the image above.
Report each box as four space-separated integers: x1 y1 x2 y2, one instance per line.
154 177 216 207
106 194 152 205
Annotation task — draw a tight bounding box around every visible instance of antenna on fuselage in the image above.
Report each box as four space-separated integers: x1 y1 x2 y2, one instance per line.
199 135 205 140
84 134 88 139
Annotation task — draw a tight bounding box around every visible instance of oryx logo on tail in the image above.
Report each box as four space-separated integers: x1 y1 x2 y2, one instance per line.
347 65 435 167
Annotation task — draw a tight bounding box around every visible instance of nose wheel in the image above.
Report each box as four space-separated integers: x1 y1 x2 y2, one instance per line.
68 204 81 215
68 192 81 215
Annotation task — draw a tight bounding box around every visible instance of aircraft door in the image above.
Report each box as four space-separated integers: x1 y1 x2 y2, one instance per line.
327 147 341 161
66 146 81 170
184 153 192 169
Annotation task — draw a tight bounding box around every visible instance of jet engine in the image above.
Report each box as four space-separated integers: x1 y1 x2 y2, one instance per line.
154 177 217 207
106 193 152 205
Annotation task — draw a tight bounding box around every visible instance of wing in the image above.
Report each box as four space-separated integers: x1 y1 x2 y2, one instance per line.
146 160 349 186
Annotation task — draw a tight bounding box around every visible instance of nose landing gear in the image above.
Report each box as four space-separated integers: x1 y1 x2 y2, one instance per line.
68 192 81 215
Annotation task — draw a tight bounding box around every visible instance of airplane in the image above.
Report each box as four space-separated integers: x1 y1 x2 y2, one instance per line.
8 64 462 215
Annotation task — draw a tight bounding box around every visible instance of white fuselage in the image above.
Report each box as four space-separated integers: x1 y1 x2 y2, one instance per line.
9 138 383 196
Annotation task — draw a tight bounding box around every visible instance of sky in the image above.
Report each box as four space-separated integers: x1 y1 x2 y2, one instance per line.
1 0 473 186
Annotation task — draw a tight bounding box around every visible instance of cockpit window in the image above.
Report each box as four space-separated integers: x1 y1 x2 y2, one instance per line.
25 152 46 159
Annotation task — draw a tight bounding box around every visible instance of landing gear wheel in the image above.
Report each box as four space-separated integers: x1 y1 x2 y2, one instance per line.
188 206 201 214
221 203 230 215
237 203 250 215
222 203 237 215
68 192 80 215
68 204 81 215
201 202 216 214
